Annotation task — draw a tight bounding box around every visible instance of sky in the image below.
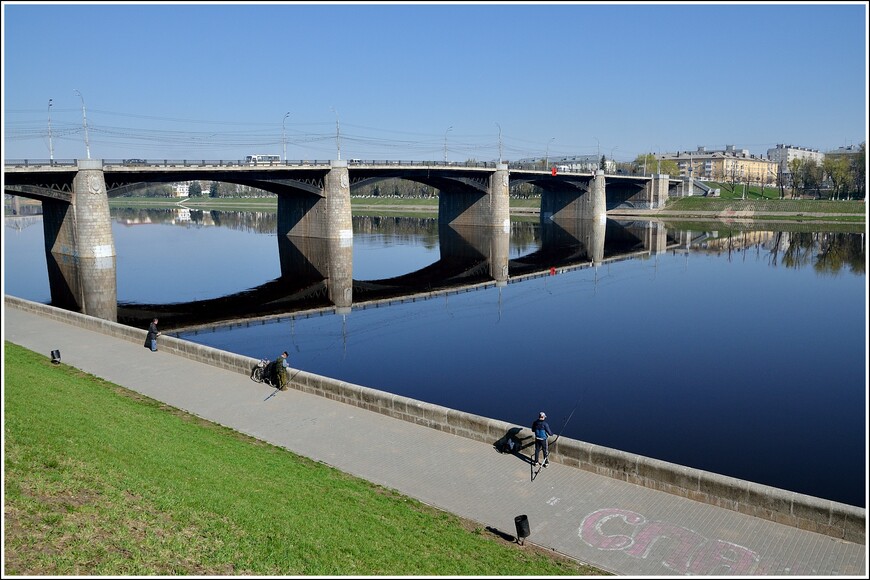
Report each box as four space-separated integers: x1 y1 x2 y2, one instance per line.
2 1 868 163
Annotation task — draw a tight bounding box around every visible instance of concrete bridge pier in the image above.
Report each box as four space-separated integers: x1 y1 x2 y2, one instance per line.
438 163 510 230
642 173 670 209
277 160 353 240
42 160 116 259
588 169 607 220
489 163 511 231
275 161 354 309
46 252 118 322
540 170 606 223
40 160 118 320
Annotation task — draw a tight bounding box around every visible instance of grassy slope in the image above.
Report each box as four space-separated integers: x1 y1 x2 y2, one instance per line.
3 342 602 576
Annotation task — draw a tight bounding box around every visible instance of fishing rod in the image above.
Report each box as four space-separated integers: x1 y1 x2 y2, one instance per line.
263 364 308 401
551 396 582 447
533 396 582 478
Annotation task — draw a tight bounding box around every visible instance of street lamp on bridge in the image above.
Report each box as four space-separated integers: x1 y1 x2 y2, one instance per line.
73 89 91 159
282 112 290 163
330 107 341 160
545 137 555 169
47 99 54 162
496 123 503 164
444 126 452 163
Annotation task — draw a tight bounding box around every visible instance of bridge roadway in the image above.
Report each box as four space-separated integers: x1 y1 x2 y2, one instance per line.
4 300 866 575
4 158 680 209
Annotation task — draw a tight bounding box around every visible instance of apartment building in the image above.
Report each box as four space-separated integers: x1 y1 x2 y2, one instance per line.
766 144 824 177
661 146 779 184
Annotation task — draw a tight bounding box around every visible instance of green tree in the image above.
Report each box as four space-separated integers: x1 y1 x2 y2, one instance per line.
802 158 823 198
633 153 679 177
209 181 221 198
823 156 850 200
850 142 866 200
787 158 804 198
188 181 202 197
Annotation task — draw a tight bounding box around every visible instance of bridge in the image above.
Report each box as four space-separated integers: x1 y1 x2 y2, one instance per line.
4 159 684 329
4 158 682 263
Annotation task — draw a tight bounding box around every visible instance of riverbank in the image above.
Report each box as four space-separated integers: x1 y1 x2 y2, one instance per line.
97 195 866 223
607 197 866 224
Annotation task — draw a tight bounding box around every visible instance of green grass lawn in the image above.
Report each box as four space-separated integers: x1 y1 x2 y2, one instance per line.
3 342 603 576
665 196 865 214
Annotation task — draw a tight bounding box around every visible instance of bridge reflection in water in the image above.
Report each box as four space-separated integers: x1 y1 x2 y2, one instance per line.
42 215 680 331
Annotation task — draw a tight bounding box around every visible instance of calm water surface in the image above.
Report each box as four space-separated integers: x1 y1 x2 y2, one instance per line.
3 209 866 507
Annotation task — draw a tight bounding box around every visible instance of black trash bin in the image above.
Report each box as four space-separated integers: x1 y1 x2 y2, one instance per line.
514 514 530 545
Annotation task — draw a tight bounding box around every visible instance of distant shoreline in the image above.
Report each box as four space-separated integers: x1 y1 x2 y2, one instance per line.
7 196 865 225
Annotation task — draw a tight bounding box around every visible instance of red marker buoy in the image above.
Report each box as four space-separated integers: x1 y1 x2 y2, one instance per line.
551 166 557 176
549 267 556 276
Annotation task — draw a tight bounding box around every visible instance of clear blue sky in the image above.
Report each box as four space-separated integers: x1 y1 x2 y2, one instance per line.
2 1 867 162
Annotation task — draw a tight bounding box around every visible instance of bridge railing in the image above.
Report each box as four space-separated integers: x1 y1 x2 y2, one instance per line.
5 159 79 167
5 159 502 169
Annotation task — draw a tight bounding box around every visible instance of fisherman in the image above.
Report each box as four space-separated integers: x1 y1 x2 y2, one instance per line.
531 411 554 468
273 351 290 390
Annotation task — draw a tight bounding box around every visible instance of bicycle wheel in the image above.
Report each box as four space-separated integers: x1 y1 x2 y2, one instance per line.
251 366 264 382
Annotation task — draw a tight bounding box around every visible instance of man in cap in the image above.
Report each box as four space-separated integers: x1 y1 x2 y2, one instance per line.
531 411 554 468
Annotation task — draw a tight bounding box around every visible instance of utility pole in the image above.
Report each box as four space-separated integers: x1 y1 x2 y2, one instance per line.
546 137 555 169
47 98 54 161
282 112 290 163
330 107 341 160
73 89 91 159
444 126 452 163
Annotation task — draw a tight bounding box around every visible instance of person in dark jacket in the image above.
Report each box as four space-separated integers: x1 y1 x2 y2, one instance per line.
273 351 290 390
531 411 554 467
145 318 160 352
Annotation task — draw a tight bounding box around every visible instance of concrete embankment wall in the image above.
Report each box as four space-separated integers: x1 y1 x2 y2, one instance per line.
6 296 864 544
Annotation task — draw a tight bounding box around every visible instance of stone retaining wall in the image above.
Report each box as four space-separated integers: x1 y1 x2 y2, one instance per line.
6 296 864 543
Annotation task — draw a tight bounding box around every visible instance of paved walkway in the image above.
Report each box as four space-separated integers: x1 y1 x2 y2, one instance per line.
4 304 866 576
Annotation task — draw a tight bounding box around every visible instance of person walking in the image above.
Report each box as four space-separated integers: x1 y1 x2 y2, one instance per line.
145 318 160 352
532 411 554 468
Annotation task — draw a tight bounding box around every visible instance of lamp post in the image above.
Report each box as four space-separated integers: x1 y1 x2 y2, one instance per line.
545 137 555 169
443 126 452 163
330 107 341 160
47 98 54 162
282 112 290 163
496 123 502 164
73 89 91 159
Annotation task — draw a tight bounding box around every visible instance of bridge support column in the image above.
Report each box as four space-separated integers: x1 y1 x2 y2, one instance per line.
588 170 607 220
42 160 116 259
40 160 117 320
439 163 510 229
277 160 353 240
642 173 670 209
489 163 511 231
46 252 118 322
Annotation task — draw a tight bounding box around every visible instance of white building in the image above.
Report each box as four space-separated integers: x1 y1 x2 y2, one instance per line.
766 144 824 176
